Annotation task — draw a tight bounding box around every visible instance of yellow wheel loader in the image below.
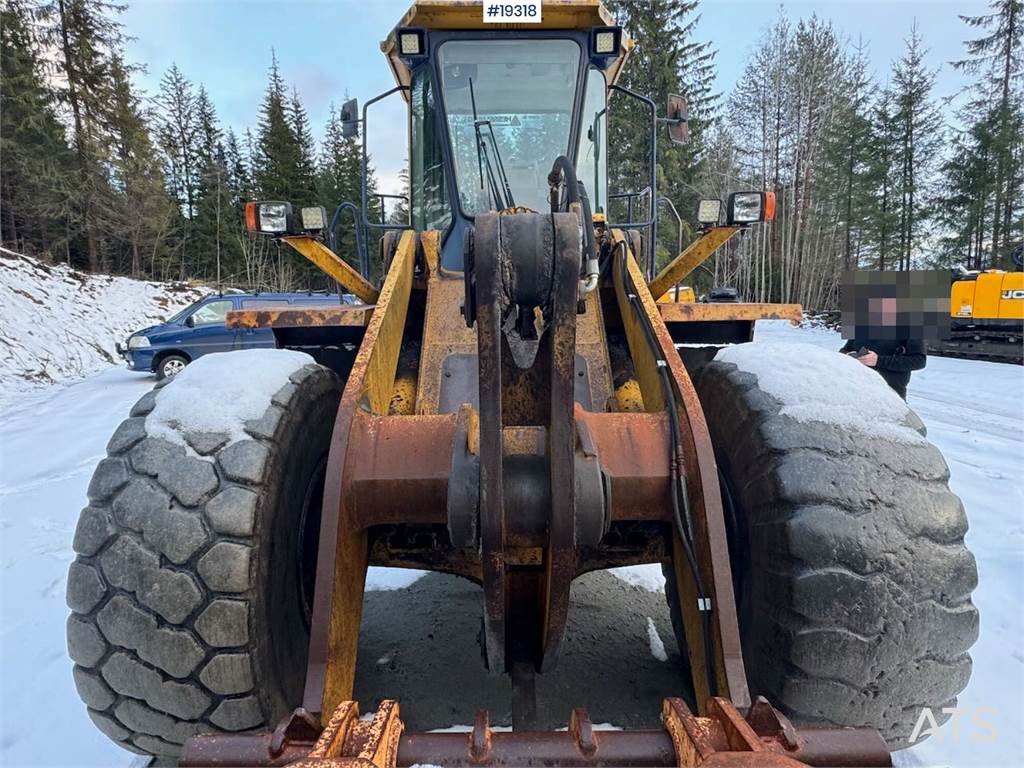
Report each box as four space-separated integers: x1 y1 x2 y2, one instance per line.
67 2 978 765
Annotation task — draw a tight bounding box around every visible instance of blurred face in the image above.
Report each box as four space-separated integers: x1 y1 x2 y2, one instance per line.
840 270 951 341
871 297 898 326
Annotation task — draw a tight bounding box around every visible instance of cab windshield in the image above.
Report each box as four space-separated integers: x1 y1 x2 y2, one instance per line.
438 39 581 215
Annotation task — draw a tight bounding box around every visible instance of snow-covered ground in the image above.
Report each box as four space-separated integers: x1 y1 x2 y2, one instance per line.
0 319 1020 767
0 249 206 412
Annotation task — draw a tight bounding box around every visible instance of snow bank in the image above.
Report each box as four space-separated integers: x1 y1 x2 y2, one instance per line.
0 248 206 410
366 567 426 591
144 348 314 449
609 564 665 592
716 341 926 444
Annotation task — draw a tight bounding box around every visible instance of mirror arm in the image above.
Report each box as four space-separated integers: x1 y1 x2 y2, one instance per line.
608 84 658 279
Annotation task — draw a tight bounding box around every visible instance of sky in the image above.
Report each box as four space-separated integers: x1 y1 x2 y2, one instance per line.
124 0 992 195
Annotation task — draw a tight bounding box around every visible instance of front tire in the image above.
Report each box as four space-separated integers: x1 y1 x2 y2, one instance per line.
664 344 978 748
156 354 189 380
66 353 341 756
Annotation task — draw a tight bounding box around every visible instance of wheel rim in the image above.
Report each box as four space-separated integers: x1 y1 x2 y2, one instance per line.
163 359 186 377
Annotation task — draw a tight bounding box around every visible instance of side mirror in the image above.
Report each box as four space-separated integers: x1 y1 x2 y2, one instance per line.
340 98 359 138
666 94 688 145
184 315 195 328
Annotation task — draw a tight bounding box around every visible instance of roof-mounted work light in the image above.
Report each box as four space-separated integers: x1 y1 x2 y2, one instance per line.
590 26 622 68
396 27 428 63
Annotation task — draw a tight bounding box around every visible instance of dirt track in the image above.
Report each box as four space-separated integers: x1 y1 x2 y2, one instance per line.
354 570 681 731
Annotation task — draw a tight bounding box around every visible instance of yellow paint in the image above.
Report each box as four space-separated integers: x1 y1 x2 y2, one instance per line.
999 272 1024 320
614 378 644 412
364 231 417 415
657 286 695 303
611 229 664 413
282 236 380 304
647 227 738 301
388 375 417 415
950 271 1024 321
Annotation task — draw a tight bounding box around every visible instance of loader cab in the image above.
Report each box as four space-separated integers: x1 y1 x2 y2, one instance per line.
387 14 627 270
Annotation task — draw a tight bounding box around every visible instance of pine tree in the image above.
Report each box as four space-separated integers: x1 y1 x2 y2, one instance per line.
38 0 127 270
951 0 1023 267
891 22 942 270
289 87 318 206
0 0 77 257
104 54 176 277
255 50 301 200
155 64 198 278
191 87 241 285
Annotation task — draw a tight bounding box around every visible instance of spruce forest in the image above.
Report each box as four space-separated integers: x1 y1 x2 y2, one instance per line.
1 0 1021 308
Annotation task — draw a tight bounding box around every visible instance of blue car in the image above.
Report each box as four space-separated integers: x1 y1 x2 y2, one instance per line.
119 292 359 379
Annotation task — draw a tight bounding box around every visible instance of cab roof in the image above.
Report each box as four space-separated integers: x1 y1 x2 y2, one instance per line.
380 0 634 98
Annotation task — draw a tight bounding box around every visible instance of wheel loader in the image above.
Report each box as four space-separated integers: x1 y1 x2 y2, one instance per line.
66 2 979 765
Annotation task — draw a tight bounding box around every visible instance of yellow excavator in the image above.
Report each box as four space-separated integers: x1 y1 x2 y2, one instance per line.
930 262 1024 363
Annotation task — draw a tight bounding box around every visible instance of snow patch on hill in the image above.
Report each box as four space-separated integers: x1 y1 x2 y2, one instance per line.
0 248 206 410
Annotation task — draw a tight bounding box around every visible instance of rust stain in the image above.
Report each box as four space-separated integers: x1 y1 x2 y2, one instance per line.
226 306 374 329
658 302 802 325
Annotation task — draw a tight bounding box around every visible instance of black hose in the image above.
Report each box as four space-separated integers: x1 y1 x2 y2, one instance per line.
616 248 718 699
549 156 596 276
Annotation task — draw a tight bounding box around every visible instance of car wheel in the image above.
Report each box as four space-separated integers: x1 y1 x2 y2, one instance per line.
157 355 189 380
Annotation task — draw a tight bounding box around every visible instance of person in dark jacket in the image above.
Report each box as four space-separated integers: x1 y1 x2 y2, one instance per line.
839 297 926 399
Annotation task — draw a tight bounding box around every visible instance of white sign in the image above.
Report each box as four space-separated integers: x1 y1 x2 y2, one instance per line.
482 1 542 23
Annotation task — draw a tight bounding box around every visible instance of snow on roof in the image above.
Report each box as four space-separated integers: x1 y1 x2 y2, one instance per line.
715 342 926 444
145 349 314 449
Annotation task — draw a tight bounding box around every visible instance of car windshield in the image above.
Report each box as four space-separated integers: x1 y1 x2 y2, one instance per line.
167 299 204 324
438 39 581 215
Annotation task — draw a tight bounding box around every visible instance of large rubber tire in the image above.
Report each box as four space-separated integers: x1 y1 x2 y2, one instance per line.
664 351 979 748
65 356 341 756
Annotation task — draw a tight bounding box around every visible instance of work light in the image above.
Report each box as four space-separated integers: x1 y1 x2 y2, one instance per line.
697 199 722 225
726 191 776 226
396 28 427 61
245 201 293 235
301 206 328 232
590 26 622 68
259 202 290 233
593 27 620 54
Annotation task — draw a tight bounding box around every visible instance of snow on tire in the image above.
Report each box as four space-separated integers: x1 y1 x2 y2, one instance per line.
664 343 979 749
66 350 342 756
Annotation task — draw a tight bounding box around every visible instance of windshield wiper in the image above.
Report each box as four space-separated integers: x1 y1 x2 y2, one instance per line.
469 78 516 211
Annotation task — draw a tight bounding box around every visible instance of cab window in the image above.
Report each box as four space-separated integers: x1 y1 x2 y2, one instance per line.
191 300 232 326
411 68 452 232
576 68 607 213
438 39 581 214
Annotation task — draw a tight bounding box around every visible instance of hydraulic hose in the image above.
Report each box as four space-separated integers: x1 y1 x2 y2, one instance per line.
548 156 599 297
617 247 718 700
